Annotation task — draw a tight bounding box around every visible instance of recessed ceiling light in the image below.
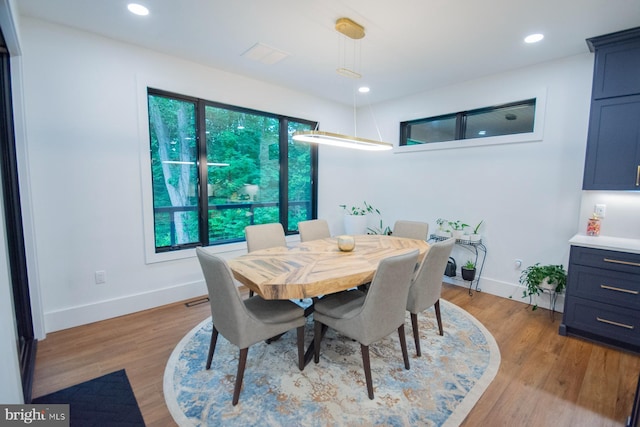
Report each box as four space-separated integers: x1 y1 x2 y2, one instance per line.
524 33 544 44
358 86 370 93
127 3 149 16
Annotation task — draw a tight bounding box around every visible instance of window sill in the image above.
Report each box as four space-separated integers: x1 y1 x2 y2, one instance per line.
394 130 543 153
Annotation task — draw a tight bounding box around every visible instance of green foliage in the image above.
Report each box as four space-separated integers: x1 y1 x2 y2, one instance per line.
448 220 469 231
463 260 476 269
149 93 313 248
473 220 484 234
519 263 567 311
339 201 380 216
367 219 392 235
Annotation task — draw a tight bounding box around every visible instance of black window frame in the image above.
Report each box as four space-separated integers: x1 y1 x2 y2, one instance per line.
148 88 318 253
400 98 536 146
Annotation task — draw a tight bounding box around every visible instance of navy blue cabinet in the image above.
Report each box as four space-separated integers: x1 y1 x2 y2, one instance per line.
590 38 640 100
582 28 640 190
560 246 640 353
583 95 640 190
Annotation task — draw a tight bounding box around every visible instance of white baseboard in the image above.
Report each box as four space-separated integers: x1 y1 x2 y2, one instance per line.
443 275 565 313
43 280 207 333
43 274 565 334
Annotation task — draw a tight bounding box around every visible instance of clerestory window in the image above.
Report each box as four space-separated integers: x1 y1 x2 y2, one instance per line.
400 99 536 146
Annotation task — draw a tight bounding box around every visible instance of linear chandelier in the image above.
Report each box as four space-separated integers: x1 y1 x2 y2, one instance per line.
292 17 393 151
292 130 392 151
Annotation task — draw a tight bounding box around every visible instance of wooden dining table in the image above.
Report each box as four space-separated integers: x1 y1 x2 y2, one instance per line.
228 234 430 300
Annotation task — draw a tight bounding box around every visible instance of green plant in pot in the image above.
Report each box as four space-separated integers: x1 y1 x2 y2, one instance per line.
470 220 483 242
435 218 450 237
339 201 379 216
339 201 380 235
519 263 567 310
461 260 476 281
448 220 469 239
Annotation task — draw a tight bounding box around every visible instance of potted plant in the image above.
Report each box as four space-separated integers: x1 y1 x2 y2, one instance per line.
519 263 567 310
461 260 476 281
470 220 483 242
367 218 392 235
435 218 450 238
339 201 379 235
448 220 469 240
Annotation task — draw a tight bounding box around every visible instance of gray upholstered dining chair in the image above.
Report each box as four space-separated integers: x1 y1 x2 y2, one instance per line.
392 220 429 240
195 247 306 406
313 249 420 399
245 222 287 252
244 223 287 296
406 237 455 356
298 219 331 242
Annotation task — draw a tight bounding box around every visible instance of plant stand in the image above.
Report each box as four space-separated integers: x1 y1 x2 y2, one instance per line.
429 234 487 296
537 283 560 322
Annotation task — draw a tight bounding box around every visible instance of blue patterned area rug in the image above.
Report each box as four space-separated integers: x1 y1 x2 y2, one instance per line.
164 299 500 426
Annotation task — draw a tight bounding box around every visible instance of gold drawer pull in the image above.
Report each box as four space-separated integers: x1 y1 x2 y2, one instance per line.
596 317 634 330
637 165 640 187
600 284 639 295
603 258 640 267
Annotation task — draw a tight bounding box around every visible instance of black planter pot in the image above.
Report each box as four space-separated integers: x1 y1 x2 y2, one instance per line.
461 267 476 281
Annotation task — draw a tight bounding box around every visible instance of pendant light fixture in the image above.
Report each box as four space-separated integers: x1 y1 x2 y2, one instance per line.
293 18 393 151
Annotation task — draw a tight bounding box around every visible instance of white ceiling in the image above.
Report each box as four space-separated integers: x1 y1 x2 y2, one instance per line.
16 0 640 106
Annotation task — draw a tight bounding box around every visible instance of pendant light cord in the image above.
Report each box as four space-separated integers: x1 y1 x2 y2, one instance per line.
353 89 357 137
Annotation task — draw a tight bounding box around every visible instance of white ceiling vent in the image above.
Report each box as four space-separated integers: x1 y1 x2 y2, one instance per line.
241 42 290 65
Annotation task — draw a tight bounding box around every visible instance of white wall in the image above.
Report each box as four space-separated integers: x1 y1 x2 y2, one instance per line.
19 17 351 332
317 53 595 307
20 16 601 332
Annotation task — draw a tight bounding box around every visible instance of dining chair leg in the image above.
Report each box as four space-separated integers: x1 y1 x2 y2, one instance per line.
296 325 305 371
434 300 444 336
398 324 410 370
206 326 219 369
313 321 322 363
360 344 374 400
410 313 421 357
232 348 248 406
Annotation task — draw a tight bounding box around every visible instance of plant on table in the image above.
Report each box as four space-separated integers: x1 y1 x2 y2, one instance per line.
367 218 392 235
339 201 379 216
519 263 567 310
340 201 383 235
470 220 483 242
448 220 469 239
436 218 451 237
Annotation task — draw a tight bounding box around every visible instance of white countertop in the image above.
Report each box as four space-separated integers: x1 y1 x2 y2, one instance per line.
569 234 640 254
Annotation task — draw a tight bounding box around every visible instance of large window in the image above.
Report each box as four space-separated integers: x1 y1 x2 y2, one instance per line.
400 99 536 146
147 89 317 252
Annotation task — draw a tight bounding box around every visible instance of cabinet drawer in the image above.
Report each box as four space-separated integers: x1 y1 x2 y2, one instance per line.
570 246 640 274
568 264 640 309
563 296 640 346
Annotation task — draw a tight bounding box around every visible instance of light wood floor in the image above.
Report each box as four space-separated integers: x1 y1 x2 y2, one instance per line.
32 284 640 426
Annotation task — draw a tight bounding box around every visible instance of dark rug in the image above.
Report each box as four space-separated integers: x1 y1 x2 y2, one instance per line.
32 369 145 427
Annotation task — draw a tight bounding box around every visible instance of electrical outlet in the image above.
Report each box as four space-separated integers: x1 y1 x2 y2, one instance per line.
95 270 106 284
594 204 606 218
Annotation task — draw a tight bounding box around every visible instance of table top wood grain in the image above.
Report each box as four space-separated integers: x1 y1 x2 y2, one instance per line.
228 234 429 300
